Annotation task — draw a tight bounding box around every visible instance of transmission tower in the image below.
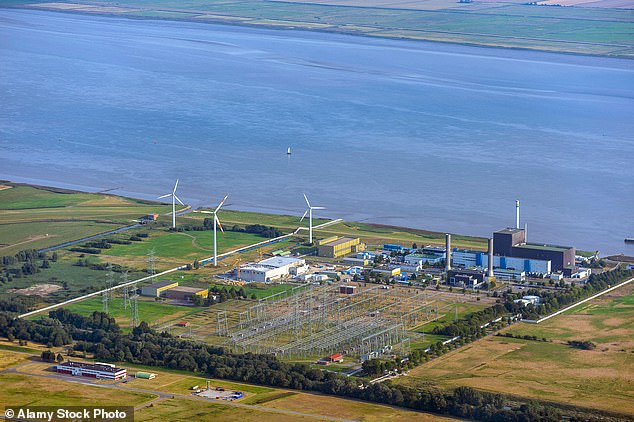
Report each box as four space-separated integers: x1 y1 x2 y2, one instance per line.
102 264 114 314
147 249 157 278
121 271 130 309
130 283 139 328
102 288 109 314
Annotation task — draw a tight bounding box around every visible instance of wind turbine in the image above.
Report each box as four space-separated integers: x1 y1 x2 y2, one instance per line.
158 179 184 229
198 194 229 266
300 194 325 244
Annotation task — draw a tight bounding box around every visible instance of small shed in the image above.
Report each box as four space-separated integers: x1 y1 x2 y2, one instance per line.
135 371 156 379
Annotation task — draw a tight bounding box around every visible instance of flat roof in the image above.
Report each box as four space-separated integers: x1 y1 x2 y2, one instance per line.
259 256 303 268
58 361 125 373
145 279 178 289
495 228 525 235
322 237 358 247
166 286 206 293
407 253 444 259
515 243 572 253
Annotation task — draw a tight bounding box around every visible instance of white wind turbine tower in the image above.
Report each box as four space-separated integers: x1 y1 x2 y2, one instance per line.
158 179 184 229
301 193 325 244
198 194 229 266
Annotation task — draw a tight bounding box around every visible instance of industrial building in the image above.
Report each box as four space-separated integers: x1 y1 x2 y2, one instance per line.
240 257 306 282
404 252 445 265
56 361 127 380
339 285 357 294
493 228 574 272
317 237 364 258
162 286 208 301
141 280 179 297
451 249 551 274
447 269 486 289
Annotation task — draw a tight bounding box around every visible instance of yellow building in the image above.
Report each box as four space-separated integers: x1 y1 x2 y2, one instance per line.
141 280 179 297
318 237 365 258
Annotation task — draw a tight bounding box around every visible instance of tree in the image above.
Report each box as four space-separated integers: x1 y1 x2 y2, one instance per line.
412 243 418 249
56 353 64 363
193 259 200 270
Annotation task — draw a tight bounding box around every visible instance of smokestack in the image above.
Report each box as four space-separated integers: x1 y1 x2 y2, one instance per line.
487 238 494 278
445 233 452 271
524 223 527 242
515 199 520 229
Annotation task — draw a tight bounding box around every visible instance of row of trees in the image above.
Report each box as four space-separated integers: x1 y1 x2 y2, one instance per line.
0 308 612 421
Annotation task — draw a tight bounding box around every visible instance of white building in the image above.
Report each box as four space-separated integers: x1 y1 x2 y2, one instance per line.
493 268 526 281
56 361 127 380
404 252 444 265
240 257 306 282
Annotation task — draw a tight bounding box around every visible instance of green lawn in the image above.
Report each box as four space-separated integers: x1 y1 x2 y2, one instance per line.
0 186 95 210
0 184 172 255
61 296 206 329
104 230 269 261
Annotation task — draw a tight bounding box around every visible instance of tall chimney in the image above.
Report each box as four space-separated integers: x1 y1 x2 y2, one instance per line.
445 233 452 271
515 199 520 229
487 238 494 278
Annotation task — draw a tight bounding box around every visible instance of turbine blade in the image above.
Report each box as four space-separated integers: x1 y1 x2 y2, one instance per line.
197 210 214 214
303 193 311 208
300 208 309 222
158 193 171 199
216 215 224 233
173 194 185 206
215 194 229 213
173 179 179 193
312 206 326 210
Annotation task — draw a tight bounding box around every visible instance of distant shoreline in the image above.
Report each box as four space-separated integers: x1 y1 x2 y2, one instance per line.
3 4 633 60
0 179 488 250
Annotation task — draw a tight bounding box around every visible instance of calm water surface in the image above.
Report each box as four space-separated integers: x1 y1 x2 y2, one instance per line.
1 9 633 254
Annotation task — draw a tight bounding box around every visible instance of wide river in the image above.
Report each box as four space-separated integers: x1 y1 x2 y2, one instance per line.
1 9 633 254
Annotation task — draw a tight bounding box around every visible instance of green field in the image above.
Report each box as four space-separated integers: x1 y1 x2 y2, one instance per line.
397 285 634 417
0 184 173 255
11 0 634 57
187 209 487 250
104 230 271 261
61 296 206 329
0 372 156 408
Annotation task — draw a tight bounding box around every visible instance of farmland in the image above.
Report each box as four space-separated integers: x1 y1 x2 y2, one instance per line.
397 283 634 417
0 347 454 421
12 0 634 57
0 183 173 255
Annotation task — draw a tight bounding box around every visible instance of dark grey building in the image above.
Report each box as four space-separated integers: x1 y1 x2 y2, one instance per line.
493 228 575 272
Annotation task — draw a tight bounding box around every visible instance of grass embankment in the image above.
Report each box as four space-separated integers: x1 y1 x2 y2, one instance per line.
187 209 487 250
0 184 173 255
12 0 634 57
397 284 634 416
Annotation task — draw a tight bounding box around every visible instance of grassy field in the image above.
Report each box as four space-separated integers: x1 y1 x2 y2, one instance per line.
0 184 173 255
0 371 156 408
0 348 455 421
187 209 487 250
397 284 634 416
62 296 206 330
104 230 270 261
12 0 634 57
